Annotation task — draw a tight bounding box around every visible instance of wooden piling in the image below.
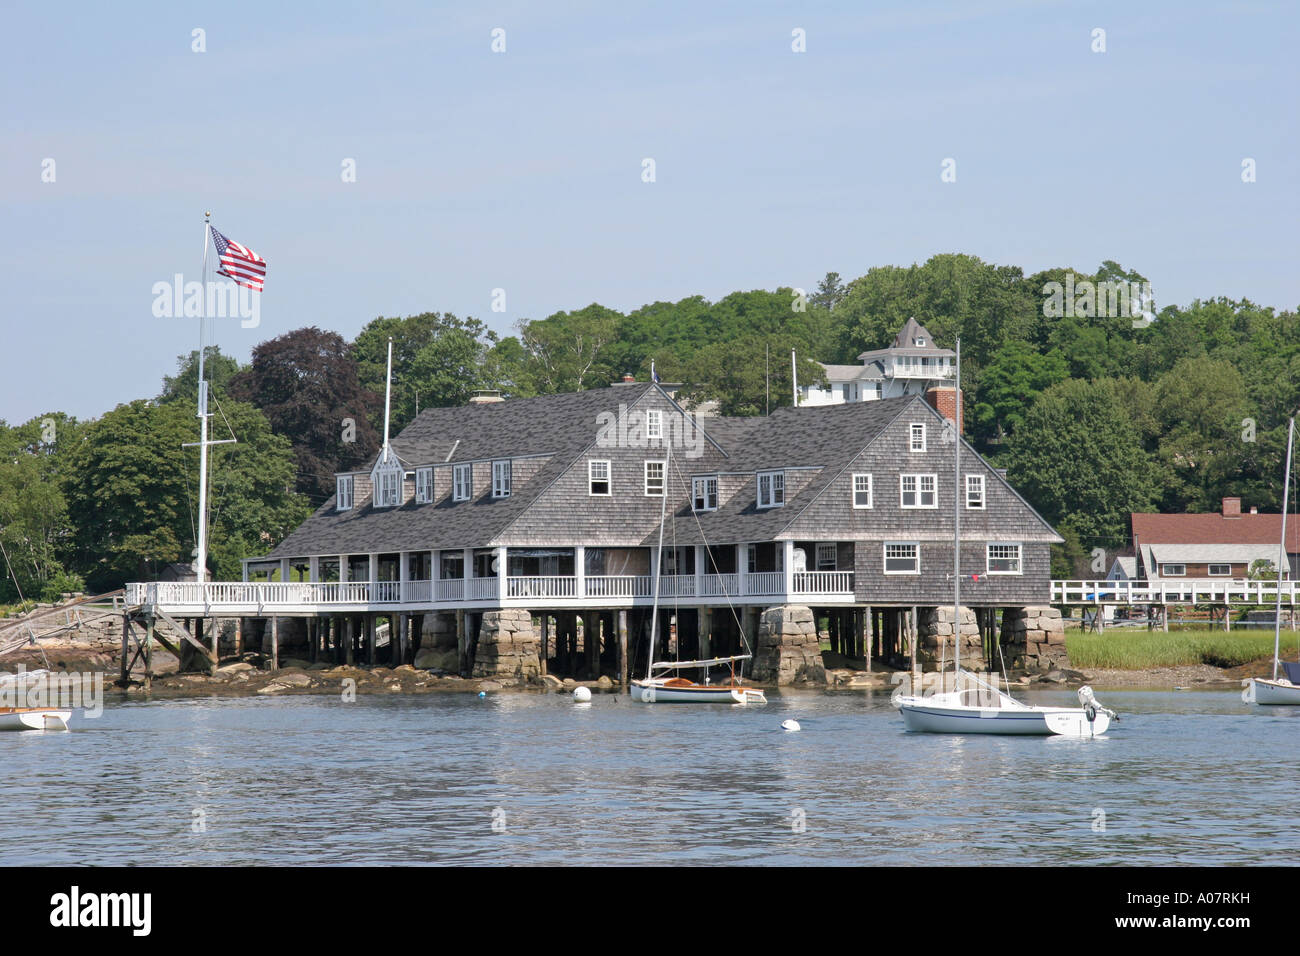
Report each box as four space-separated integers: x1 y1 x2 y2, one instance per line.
145 612 154 689
539 614 549 676
345 616 355 665
617 609 628 689
270 616 279 672
456 609 467 675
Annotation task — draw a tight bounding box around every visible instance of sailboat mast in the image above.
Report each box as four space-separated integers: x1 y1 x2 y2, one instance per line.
646 441 670 679
195 213 212 585
953 338 961 681
1272 416 1295 680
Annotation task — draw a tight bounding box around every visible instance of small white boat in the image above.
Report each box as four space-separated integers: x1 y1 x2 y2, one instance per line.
897 682 1112 737
1245 416 1297 707
631 665 767 704
0 707 72 731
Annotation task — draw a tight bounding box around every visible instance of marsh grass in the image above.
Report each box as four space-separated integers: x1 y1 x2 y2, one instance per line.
1066 628 1300 670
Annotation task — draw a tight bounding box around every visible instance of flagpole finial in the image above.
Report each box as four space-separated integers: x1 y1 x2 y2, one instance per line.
204 211 210 219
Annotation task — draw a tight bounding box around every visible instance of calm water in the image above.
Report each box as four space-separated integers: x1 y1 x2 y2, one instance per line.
3 687 1296 865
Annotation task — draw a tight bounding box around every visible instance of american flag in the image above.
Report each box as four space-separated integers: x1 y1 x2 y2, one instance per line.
211 227 266 292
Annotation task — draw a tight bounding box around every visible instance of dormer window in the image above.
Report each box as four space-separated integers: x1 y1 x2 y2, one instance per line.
453 463 471 502
914 337 926 347
492 460 512 498
372 460 402 508
336 475 354 511
415 467 433 503
757 470 784 508
693 476 718 512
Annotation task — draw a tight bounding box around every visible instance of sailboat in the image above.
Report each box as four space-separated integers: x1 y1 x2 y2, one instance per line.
894 339 1117 736
630 442 766 704
1243 416 1298 705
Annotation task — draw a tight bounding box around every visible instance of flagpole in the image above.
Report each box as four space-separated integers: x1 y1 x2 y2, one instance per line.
196 212 212 585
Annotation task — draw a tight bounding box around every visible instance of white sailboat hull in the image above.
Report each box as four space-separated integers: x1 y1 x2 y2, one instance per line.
630 679 766 704
897 694 1110 737
0 708 72 731
1245 678 1300 705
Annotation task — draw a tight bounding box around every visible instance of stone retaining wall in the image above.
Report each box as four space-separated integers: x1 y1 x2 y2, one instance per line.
1002 606 1069 671
470 608 540 682
916 606 983 669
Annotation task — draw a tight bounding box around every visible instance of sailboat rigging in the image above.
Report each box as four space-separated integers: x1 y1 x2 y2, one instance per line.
630 439 766 704
1243 415 1298 705
894 339 1118 736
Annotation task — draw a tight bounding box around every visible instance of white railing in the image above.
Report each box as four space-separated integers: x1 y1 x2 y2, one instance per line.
373 581 401 603
700 573 739 597
1052 579 1300 606
404 580 433 603
793 571 854 595
436 578 465 602
658 575 697 598
746 571 783 595
508 576 577 599
586 575 654 598
466 577 499 601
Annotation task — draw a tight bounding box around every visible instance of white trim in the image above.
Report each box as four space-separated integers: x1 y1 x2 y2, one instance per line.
644 459 666 497
966 473 985 509
492 459 512 498
415 466 433 504
900 473 937 509
1208 563 1232 577
986 542 1022 575
452 462 472 502
645 409 663 440
692 475 718 512
1161 563 1186 577
852 473 872 509
373 465 402 508
336 475 354 511
884 541 920 575
589 459 612 496
909 422 927 453
815 543 837 571
757 470 785 509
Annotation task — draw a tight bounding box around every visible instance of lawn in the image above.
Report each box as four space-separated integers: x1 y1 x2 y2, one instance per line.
1065 627 1300 670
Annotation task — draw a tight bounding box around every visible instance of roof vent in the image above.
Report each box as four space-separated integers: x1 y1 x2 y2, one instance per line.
468 389 504 405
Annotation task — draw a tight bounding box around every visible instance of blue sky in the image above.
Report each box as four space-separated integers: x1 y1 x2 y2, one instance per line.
2 0 1296 423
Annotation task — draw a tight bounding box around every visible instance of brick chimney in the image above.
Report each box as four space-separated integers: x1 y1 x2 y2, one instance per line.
1222 497 1242 518
925 386 963 432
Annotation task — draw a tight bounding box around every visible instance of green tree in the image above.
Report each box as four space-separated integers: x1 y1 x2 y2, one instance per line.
353 312 500 430
971 342 1068 447
1005 379 1158 548
0 414 82 602
227 327 381 505
158 347 244 404
61 399 307 591
519 304 623 393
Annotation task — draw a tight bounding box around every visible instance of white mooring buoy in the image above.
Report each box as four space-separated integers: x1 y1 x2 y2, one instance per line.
573 686 592 703
781 719 801 732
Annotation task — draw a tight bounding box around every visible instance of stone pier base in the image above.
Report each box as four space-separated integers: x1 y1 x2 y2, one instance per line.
471 608 541 681
917 606 983 670
1003 606 1069 671
751 605 826 685
414 612 459 671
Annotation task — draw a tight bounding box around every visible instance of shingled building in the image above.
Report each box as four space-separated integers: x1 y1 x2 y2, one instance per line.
132 381 1064 682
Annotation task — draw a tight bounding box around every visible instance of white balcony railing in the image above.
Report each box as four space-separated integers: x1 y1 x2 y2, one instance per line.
507 576 577 599
586 575 654 598
793 571 855 595
746 571 783 595
700 573 739 597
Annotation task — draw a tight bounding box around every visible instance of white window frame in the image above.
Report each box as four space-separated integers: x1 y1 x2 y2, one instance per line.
966 474 985 510
986 543 1022 575
816 543 837 571
374 466 401 508
852 473 873 509
415 467 433 503
492 460 511 499
644 460 665 497
900 473 937 509
910 423 927 453
884 542 919 575
1161 563 1186 577
589 459 611 496
452 463 472 502
645 409 663 440
757 470 785 509
336 475 354 511
692 476 718 512
1208 563 1232 577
